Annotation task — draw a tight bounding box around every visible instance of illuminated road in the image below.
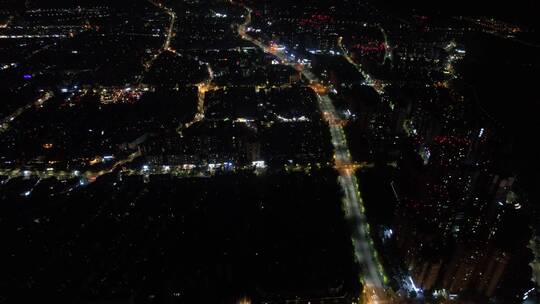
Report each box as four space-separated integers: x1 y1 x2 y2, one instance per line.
163 6 175 51
145 0 217 133
179 67 216 132
237 5 390 303
378 25 392 64
86 151 142 181
337 37 387 96
0 91 54 133
144 0 177 71
0 151 142 183
147 0 176 51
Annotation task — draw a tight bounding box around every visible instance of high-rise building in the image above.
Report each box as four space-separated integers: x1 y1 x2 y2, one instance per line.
413 259 443 290
441 243 484 294
476 249 510 297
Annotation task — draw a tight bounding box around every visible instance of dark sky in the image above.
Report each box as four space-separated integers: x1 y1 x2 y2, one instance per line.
2 0 538 27
377 0 539 27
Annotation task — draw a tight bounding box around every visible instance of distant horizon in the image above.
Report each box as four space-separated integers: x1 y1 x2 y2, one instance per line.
5 0 537 28
376 0 539 27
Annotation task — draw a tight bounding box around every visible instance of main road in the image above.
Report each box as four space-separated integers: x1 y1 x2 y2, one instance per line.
147 0 176 51
236 5 390 303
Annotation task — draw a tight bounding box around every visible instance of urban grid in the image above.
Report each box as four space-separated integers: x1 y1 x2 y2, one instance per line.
0 0 539 303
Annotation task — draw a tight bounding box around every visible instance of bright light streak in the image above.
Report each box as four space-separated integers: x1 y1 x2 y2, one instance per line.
408 276 421 292
523 288 535 300
478 128 485 138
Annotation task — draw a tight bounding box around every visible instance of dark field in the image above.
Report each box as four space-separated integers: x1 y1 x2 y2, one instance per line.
0 170 359 303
